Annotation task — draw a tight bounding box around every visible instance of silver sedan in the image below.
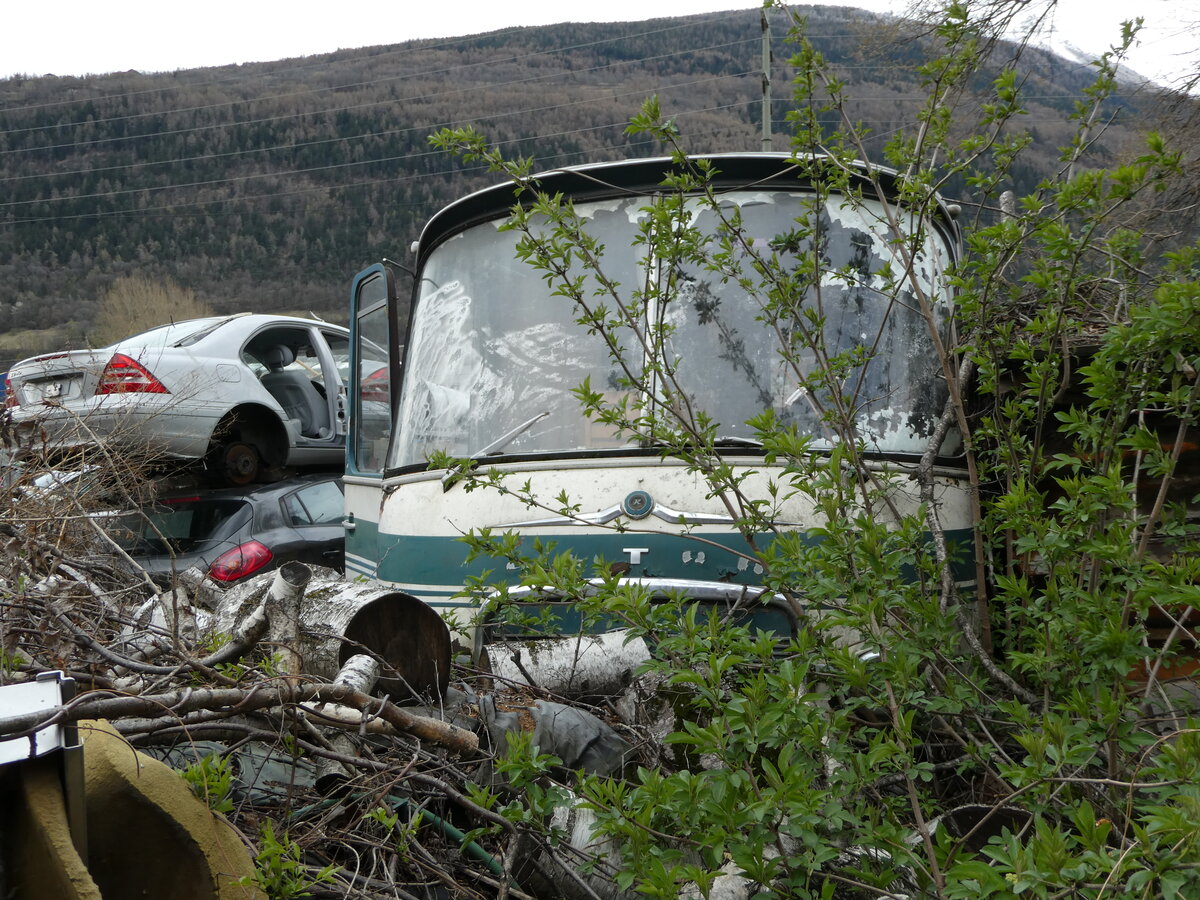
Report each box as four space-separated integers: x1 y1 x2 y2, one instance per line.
5 313 386 484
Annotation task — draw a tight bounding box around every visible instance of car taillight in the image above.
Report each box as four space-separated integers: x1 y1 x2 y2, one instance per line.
208 541 273 582
3 374 15 409
360 367 389 402
96 354 169 395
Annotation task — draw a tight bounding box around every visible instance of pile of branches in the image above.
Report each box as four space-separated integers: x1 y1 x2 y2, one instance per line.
0 453 647 900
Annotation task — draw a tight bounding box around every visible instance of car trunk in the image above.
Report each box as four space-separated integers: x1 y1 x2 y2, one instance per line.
7 350 111 409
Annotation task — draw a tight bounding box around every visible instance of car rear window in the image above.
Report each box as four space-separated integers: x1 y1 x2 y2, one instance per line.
106 497 250 554
118 317 226 349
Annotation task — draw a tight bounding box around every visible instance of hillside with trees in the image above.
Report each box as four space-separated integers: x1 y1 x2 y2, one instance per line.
0 5 1164 366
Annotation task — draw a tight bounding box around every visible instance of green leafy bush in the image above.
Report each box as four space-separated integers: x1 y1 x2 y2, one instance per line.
427 3 1199 897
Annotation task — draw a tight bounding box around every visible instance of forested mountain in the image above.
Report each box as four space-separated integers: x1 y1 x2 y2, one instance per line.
0 5 1159 365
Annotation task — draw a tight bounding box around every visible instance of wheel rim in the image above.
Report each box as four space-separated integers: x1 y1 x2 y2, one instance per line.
222 443 259 485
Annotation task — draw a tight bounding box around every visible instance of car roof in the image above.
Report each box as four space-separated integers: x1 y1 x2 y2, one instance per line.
112 314 349 351
152 473 343 504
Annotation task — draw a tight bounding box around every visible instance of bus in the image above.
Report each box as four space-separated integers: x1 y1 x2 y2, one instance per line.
342 153 972 644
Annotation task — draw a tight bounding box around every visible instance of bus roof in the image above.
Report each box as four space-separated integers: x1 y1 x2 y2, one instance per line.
414 152 961 266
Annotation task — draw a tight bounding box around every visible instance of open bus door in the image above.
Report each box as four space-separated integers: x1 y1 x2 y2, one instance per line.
344 262 403 579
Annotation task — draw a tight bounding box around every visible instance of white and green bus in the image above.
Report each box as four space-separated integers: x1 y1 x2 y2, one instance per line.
343 153 972 640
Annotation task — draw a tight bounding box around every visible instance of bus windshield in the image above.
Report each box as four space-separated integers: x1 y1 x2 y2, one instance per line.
389 190 957 470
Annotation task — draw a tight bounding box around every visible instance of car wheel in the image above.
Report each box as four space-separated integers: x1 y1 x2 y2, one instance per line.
213 441 261 486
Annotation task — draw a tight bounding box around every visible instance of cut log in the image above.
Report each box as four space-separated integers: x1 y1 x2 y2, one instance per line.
509 790 637 900
332 653 380 694
215 568 452 701
262 562 312 675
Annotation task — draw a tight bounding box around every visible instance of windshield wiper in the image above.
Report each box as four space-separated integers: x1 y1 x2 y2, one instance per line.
712 435 763 448
474 411 551 458
638 434 764 451
442 411 550 490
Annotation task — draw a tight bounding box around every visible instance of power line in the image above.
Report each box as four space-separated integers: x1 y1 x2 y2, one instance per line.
0 36 761 181
0 10 1126 234
0 71 762 212
0 96 768 227
0 44 762 159
0 52 1089 186
0 9 886 125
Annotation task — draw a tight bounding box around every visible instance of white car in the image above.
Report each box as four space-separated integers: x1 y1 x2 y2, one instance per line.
5 313 388 484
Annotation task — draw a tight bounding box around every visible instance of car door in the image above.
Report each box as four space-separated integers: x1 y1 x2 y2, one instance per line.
311 326 352 441
279 478 346 571
288 328 342 446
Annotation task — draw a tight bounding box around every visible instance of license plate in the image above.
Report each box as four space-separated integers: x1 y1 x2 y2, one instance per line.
31 377 81 402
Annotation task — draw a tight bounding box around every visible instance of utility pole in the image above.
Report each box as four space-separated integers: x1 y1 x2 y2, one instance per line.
761 8 772 151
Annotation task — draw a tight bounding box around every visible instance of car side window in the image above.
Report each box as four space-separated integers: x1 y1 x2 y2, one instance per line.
242 328 329 381
323 332 351 382
283 481 344 526
291 344 325 381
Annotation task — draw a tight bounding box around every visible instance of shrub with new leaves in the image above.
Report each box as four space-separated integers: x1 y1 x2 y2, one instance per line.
428 2 1200 897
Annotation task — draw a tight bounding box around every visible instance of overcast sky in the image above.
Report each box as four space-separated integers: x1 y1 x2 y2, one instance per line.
2 0 1195 88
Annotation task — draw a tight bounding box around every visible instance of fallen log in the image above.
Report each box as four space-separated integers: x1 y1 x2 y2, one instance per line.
0 681 479 755
480 630 650 698
308 653 384 789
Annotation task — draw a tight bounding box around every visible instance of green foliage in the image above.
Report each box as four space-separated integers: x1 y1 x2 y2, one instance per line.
364 804 424 857
181 752 235 816
196 631 287 684
421 3 1200 898
241 821 339 900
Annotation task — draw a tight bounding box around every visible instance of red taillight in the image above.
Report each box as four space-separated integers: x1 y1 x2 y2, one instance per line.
96 354 169 395
3 374 15 409
208 541 273 582
360 366 389 402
